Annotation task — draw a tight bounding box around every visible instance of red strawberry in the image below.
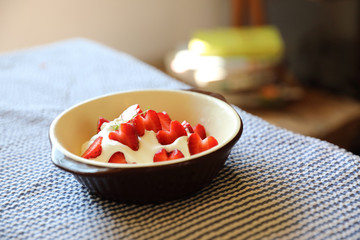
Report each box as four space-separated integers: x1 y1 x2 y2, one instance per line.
153 148 184 162
194 123 206 139
157 111 171 131
156 120 187 145
131 109 162 136
188 133 218 155
181 120 194 133
81 136 103 159
108 123 139 151
109 152 127 163
120 104 142 121
97 117 109 133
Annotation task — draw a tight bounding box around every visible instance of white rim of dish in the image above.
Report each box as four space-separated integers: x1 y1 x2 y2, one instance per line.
49 89 242 168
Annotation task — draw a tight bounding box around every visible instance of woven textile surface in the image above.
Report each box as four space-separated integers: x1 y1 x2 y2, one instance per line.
1 39 359 240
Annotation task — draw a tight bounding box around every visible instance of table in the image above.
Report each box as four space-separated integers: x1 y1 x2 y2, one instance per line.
1 39 359 240
246 89 360 154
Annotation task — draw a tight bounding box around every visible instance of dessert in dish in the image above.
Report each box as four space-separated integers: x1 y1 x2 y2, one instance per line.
81 104 218 164
50 89 243 202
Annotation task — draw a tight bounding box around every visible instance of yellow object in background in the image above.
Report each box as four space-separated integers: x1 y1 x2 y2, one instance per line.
188 26 284 59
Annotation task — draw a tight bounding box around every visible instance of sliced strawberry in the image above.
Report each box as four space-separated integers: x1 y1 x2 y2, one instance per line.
157 111 171 131
188 133 218 155
131 109 162 136
131 116 145 136
194 123 206 139
108 123 139 151
156 120 187 145
181 120 194 133
120 104 142 121
153 148 184 162
109 152 127 163
97 117 109 133
82 136 103 159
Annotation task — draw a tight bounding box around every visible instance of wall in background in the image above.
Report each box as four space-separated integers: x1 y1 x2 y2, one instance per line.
1 0 358 97
0 0 230 67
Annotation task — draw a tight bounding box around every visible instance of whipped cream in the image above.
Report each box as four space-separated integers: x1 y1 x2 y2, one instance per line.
81 114 191 164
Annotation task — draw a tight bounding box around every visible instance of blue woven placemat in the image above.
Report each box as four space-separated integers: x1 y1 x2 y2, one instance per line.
1 39 359 240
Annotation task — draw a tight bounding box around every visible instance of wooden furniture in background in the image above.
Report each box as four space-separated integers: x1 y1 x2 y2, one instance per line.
231 0 266 26
245 89 360 154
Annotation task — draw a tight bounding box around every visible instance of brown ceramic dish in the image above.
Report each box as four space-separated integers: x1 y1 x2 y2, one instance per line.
49 89 243 203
